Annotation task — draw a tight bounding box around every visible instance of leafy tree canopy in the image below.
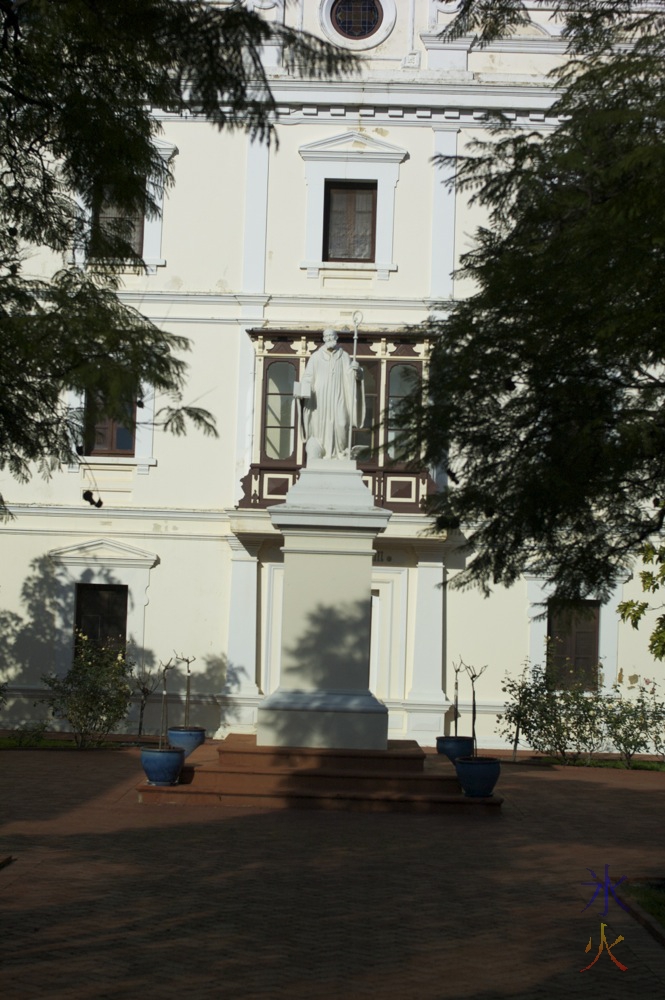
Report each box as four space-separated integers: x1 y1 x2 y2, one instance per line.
0 0 356 514
401 1 665 609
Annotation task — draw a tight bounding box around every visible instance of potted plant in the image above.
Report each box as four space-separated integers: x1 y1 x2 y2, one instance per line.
436 658 474 762
454 660 502 797
140 659 185 785
166 652 206 758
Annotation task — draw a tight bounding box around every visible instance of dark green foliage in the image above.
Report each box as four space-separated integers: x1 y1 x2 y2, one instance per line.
42 632 133 747
401 4 665 606
0 1 356 514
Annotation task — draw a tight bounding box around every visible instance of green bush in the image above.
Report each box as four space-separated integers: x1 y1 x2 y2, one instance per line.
498 665 606 764
42 633 133 748
498 665 665 767
603 684 652 768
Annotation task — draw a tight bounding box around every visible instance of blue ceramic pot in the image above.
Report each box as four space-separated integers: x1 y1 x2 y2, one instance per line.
454 756 501 797
436 735 474 763
140 746 185 785
166 726 206 758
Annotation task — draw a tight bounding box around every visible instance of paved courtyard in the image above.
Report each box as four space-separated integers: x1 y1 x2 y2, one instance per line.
1 745 665 999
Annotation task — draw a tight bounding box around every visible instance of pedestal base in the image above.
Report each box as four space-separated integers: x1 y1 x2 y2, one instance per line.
257 689 388 749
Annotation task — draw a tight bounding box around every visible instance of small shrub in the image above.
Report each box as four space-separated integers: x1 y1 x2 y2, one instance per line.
604 684 652 768
643 679 665 762
11 721 48 747
42 632 133 748
498 664 606 764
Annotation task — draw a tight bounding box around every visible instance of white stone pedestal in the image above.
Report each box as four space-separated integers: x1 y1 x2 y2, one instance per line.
257 460 391 749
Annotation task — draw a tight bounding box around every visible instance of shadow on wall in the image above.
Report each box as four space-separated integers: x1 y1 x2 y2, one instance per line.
0 556 244 736
262 598 381 751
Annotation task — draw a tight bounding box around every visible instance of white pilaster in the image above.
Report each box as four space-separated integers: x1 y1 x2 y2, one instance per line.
430 127 460 301
408 545 446 705
242 136 270 295
220 535 262 733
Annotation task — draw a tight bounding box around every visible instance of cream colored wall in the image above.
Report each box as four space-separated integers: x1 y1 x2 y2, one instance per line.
0 517 234 732
264 123 434 301
1 0 620 749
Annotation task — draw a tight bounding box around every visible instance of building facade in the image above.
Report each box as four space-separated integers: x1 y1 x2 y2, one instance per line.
1 1 659 747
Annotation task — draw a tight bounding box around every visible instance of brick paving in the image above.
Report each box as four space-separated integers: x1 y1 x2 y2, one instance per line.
1 746 665 999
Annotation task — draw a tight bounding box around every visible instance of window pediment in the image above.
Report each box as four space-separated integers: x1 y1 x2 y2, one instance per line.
299 131 408 165
48 538 159 570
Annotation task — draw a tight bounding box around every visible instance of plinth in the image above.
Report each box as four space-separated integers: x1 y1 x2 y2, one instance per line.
257 459 391 749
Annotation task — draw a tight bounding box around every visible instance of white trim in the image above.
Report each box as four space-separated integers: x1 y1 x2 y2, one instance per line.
47 538 159 672
242 137 270 294
299 131 408 280
319 0 397 51
74 138 177 274
65 387 157 476
430 127 459 300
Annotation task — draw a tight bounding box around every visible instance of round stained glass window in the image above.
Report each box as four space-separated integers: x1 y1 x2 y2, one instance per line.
331 0 383 40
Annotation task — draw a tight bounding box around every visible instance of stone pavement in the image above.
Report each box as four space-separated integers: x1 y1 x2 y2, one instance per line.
1 745 665 1000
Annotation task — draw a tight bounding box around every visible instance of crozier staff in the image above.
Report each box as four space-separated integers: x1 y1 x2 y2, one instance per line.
296 328 364 460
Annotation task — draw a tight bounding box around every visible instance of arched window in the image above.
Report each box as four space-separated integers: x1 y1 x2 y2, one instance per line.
353 359 379 462
263 361 297 461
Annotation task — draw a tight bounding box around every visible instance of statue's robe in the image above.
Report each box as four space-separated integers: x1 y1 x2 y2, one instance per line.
300 346 365 459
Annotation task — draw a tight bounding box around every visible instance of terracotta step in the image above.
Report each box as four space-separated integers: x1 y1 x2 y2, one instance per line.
136 737 503 813
176 764 460 797
215 733 427 773
138 781 503 814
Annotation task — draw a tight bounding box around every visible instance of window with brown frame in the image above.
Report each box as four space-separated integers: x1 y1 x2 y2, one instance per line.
323 181 377 262
75 583 128 649
546 600 600 691
83 396 136 457
352 358 379 463
90 184 145 258
386 363 419 463
262 360 297 462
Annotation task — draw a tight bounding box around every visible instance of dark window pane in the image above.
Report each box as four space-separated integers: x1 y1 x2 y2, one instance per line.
547 600 600 691
387 364 418 461
83 395 136 457
324 182 377 262
332 0 383 39
75 584 128 648
91 184 145 257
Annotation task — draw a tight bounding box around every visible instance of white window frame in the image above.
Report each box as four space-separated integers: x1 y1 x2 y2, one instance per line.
74 138 178 274
299 131 407 280
47 538 159 673
66 387 157 475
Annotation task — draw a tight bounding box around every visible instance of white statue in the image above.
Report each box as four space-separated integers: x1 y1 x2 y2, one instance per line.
296 328 365 460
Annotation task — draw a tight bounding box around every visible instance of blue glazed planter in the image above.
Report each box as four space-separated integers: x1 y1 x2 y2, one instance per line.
140 746 186 786
166 726 206 759
454 756 501 798
436 735 474 764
